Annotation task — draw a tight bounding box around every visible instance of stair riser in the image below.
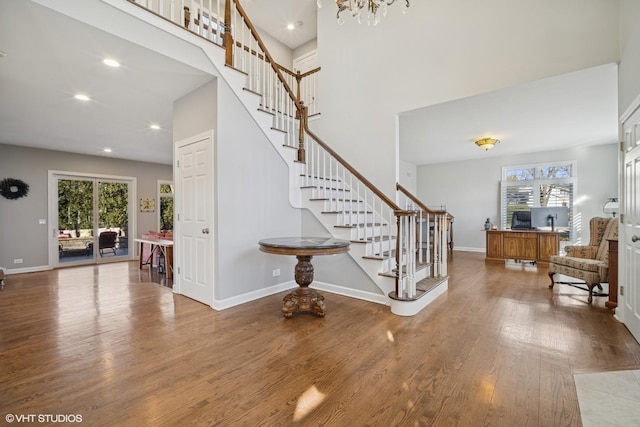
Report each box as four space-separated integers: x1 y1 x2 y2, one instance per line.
305 189 351 200
335 212 377 225
366 239 395 256
348 225 387 241
321 200 367 212
300 177 342 188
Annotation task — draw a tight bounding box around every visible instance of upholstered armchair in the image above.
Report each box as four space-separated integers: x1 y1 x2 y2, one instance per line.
548 217 618 303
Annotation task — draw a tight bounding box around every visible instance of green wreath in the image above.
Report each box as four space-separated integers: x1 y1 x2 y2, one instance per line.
0 178 30 200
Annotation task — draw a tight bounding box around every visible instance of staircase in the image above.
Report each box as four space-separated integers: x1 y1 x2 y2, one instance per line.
99 0 450 315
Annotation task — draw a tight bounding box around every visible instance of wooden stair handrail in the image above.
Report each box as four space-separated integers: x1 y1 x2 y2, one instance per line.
302 110 402 212
396 183 454 220
277 64 322 80
228 0 301 113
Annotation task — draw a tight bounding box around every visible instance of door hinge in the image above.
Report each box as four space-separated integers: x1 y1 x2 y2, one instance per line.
177 213 180 221
620 213 625 223
177 266 180 275
620 285 624 296
176 160 180 168
620 140 625 152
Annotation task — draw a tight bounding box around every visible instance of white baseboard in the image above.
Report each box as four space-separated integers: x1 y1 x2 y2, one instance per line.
453 247 485 253
311 281 389 306
3 265 52 275
211 281 297 310
211 280 389 311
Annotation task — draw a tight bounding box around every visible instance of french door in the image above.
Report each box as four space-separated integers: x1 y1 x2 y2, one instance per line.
49 172 135 267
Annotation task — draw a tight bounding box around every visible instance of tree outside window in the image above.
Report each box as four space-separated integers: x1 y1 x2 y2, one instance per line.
501 162 575 240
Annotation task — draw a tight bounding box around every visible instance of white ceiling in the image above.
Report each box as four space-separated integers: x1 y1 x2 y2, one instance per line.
0 1 620 167
0 0 215 165
399 63 620 165
241 0 318 50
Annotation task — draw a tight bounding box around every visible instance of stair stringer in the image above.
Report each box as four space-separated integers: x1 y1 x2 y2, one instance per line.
302 193 396 298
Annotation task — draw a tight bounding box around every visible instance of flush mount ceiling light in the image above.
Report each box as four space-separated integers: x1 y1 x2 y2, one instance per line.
103 58 120 68
150 124 161 130
103 148 112 153
318 0 410 25
475 137 500 151
74 94 91 101
287 21 303 30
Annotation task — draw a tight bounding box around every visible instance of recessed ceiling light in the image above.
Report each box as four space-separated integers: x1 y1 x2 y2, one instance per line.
287 23 295 30
103 58 120 68
103 148 112 153
287 21 303 30
150 124 161 130
74 94 91 101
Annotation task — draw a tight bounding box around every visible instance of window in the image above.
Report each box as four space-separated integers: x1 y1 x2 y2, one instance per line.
501 162 576 240
158 180 174 231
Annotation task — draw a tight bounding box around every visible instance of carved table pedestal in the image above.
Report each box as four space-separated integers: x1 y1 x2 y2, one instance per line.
258 237 350 318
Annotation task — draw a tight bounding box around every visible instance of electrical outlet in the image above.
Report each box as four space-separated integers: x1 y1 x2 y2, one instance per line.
14 258 23 264
272 269 280 277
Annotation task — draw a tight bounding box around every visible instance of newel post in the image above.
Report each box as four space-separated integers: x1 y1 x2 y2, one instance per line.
395 212 402 296
224 0 234 67
295 71 302 105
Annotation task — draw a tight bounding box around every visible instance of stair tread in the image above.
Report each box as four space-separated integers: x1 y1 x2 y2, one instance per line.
300 174 340 182
390 261 430 275
300 186 350 192
388 276 448 301
309 198 361 202
243 86 261 96
335 222 385 228
322 210 373 214
257 106 276 116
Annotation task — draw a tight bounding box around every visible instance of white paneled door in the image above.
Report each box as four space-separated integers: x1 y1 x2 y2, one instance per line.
621 101 640 343
175 131 214 306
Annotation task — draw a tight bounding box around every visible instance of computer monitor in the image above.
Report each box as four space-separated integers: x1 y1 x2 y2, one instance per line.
530 206 569 231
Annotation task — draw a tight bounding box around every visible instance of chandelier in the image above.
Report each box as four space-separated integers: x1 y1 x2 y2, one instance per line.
317 0 410 26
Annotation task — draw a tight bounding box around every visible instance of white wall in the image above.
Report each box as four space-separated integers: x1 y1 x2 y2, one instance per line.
619 0 640 114
257 29 293 69
398 159 417 195
416 143 618 251
314 0 620 197
214 73 302 300
293 39 318 63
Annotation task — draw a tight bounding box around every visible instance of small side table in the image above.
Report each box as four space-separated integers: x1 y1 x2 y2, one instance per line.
258 237 350 318
606 239 618 309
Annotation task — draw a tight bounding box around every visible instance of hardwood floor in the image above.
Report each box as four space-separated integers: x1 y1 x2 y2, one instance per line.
1 252 639 426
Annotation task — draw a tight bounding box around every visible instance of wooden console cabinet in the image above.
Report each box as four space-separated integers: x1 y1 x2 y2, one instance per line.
485 230 560 267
